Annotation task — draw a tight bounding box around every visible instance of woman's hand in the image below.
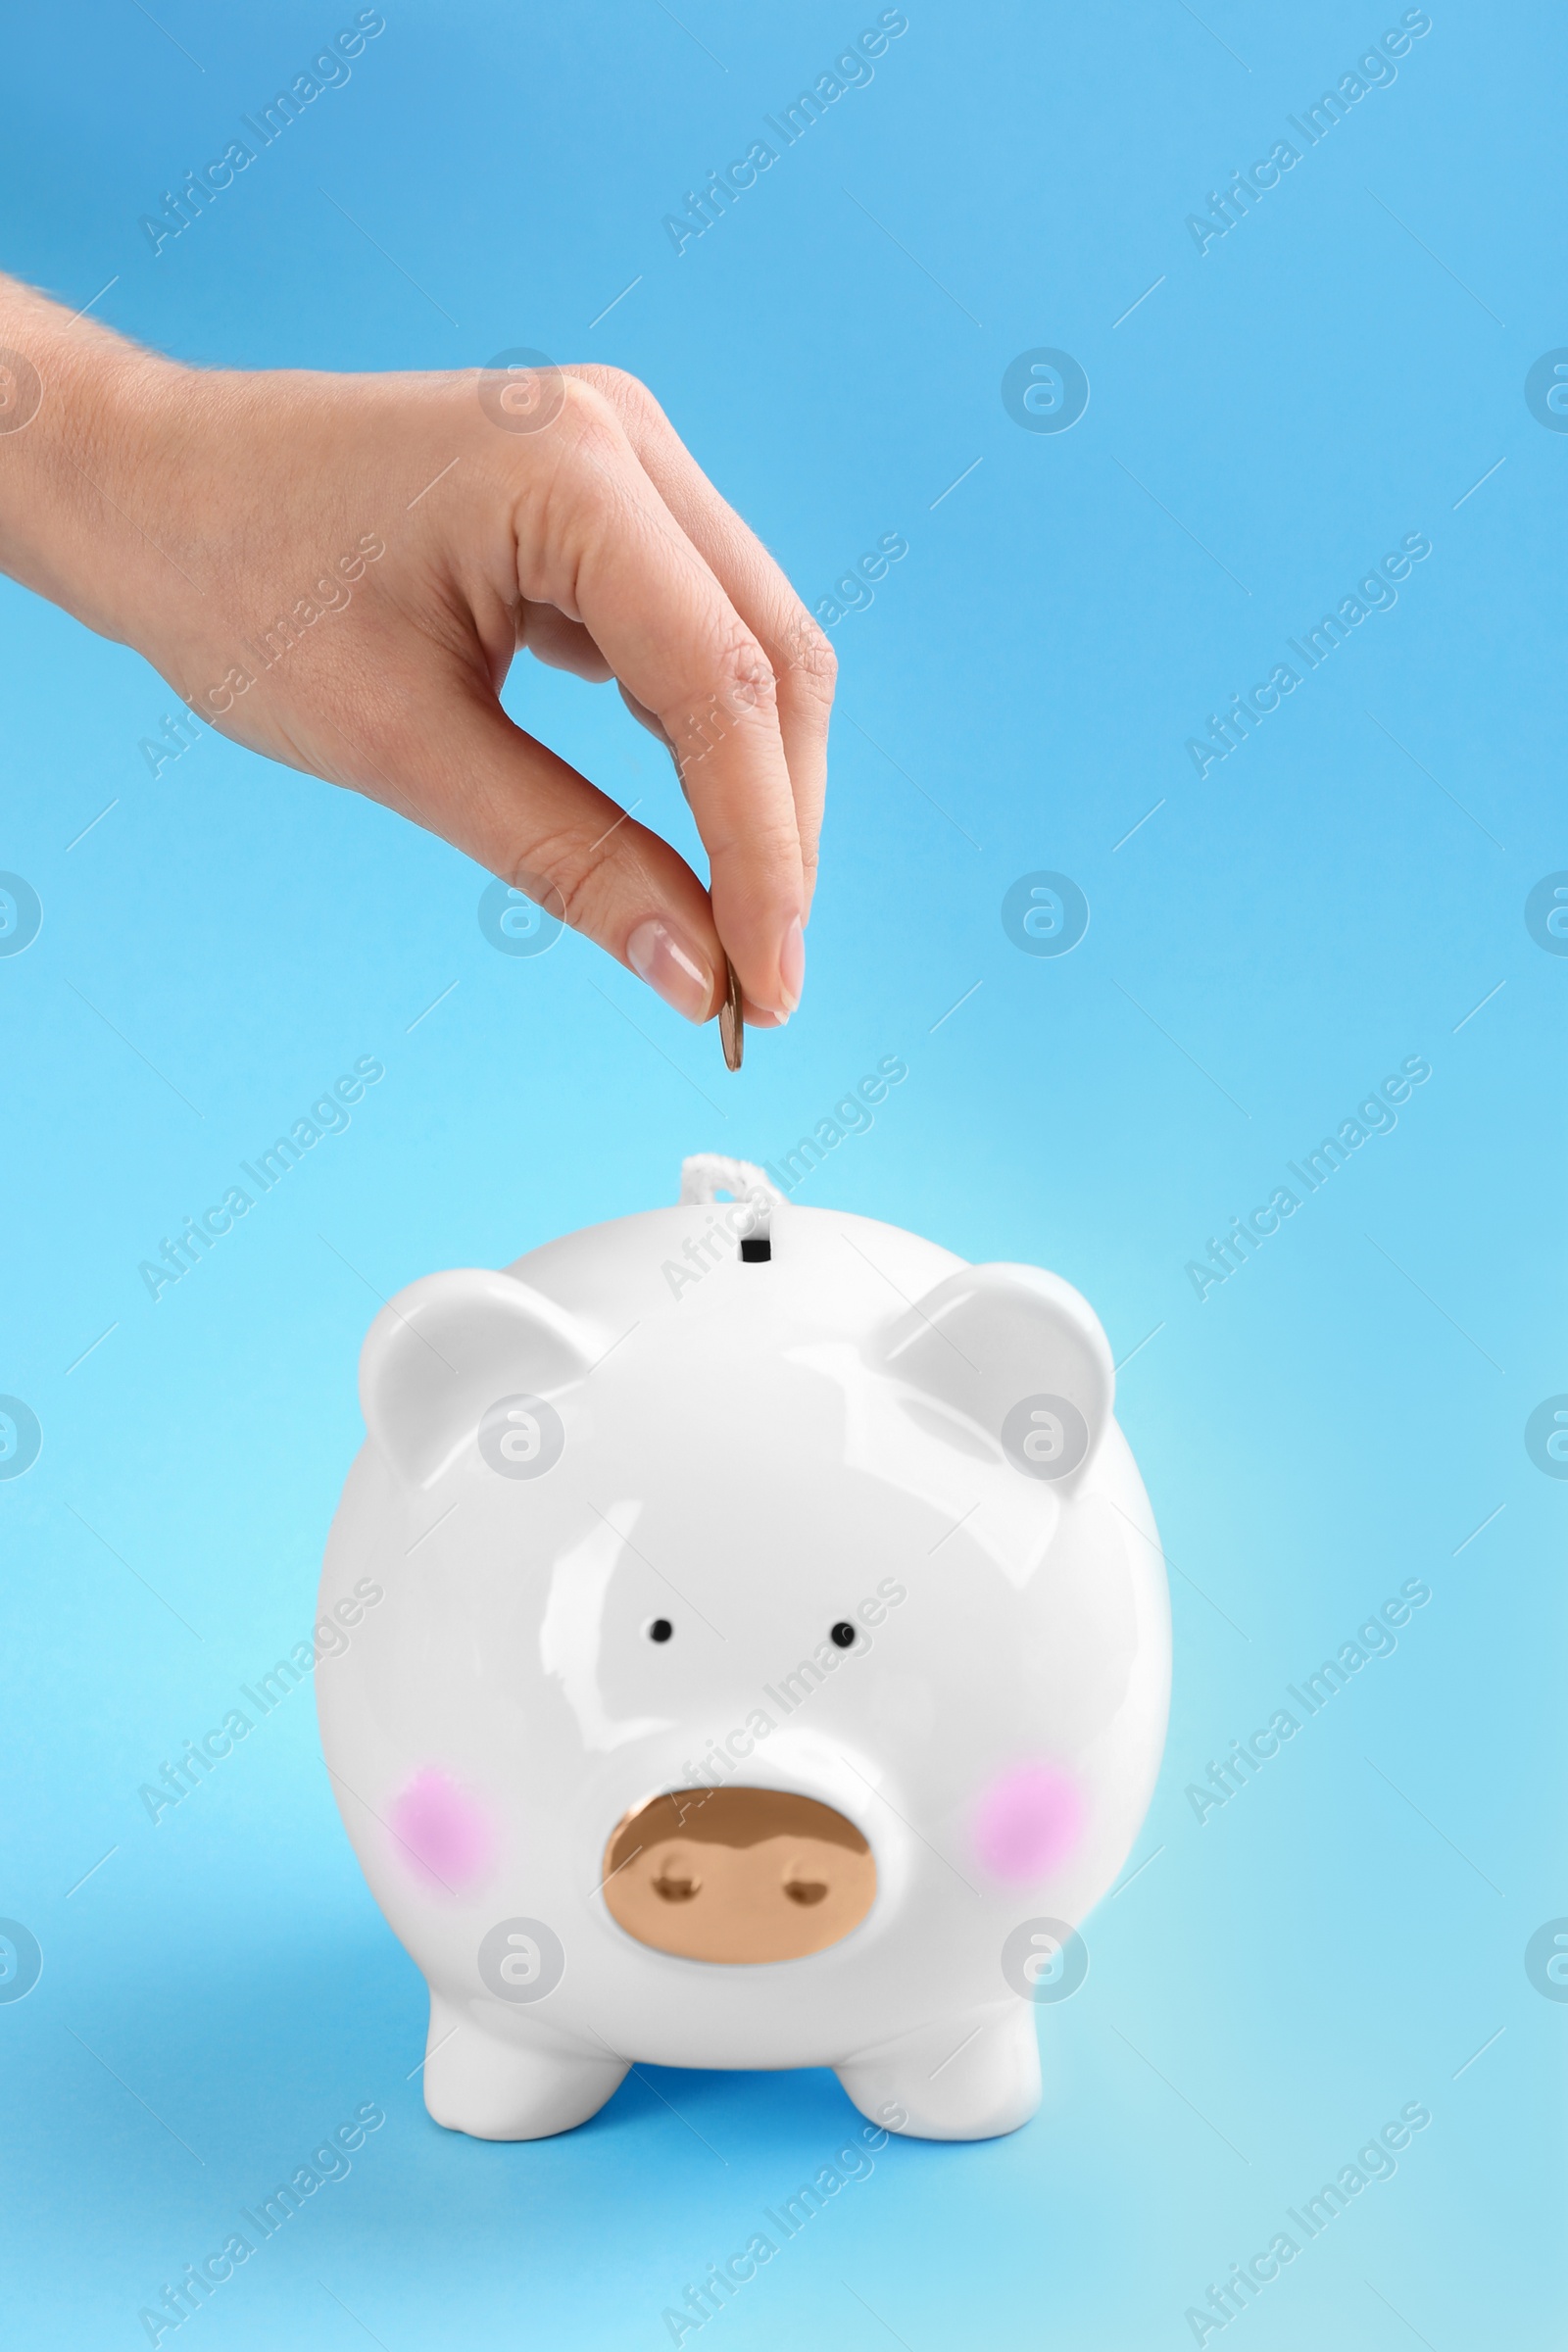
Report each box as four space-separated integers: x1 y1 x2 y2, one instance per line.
0 278 835 1027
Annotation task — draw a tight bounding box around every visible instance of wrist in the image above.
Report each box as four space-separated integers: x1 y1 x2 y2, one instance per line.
0 279 187 648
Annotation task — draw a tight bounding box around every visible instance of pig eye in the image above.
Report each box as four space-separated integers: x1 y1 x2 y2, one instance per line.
829 1621 856 1649
646 1618 673 1643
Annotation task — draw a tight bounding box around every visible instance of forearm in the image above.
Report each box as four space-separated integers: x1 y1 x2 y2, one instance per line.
0 273 183 645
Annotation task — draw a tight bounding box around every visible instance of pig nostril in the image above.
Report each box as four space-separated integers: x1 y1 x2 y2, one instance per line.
604 1789 874 1961
652 1869 701 1902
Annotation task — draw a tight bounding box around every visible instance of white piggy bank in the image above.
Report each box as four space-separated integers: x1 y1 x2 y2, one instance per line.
318 1157 1169 2142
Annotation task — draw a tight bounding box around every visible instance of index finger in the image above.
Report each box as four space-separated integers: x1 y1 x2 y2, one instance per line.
564 365 835 916
519 380 806 1019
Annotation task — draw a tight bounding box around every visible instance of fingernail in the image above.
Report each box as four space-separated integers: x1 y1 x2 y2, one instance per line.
777 915 806 1013
626 918 712 1023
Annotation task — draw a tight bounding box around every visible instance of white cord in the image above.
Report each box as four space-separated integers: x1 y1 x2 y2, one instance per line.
678 1154 783 1209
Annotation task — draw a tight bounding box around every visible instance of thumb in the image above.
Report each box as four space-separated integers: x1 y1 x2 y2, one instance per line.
365 687 732 1026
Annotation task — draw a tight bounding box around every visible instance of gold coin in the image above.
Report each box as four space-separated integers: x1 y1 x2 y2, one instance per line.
719 956 743 1072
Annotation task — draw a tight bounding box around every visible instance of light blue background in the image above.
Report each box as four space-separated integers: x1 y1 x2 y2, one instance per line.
1 2 1561 2344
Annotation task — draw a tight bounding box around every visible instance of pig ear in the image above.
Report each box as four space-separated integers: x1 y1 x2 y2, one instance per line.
360 1269 600 1491
873 1263 1115 1489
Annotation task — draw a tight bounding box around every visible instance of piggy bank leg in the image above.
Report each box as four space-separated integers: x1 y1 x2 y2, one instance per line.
835 2002 1041 2141
422 1995 628 2140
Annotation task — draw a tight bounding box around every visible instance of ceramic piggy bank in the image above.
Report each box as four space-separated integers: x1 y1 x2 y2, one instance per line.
318 1156 1169 2141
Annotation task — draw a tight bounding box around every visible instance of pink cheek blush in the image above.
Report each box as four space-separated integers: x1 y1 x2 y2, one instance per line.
389 1768 495 1892
973 1763 1083 1883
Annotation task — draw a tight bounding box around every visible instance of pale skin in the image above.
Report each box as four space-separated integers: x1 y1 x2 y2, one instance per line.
0 273 836 1027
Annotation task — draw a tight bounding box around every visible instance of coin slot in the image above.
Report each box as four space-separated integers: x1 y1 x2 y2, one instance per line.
740 1236 771 1262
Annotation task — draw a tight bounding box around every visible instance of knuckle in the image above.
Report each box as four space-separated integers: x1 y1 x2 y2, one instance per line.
782 612 837 698
669 626 778 769
571 364 662 428
505 830 593 932
713 623 778 713
507 817 632 941
556 375 629 464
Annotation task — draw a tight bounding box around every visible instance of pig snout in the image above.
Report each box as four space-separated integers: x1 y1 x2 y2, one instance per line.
602 1787 875 1963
